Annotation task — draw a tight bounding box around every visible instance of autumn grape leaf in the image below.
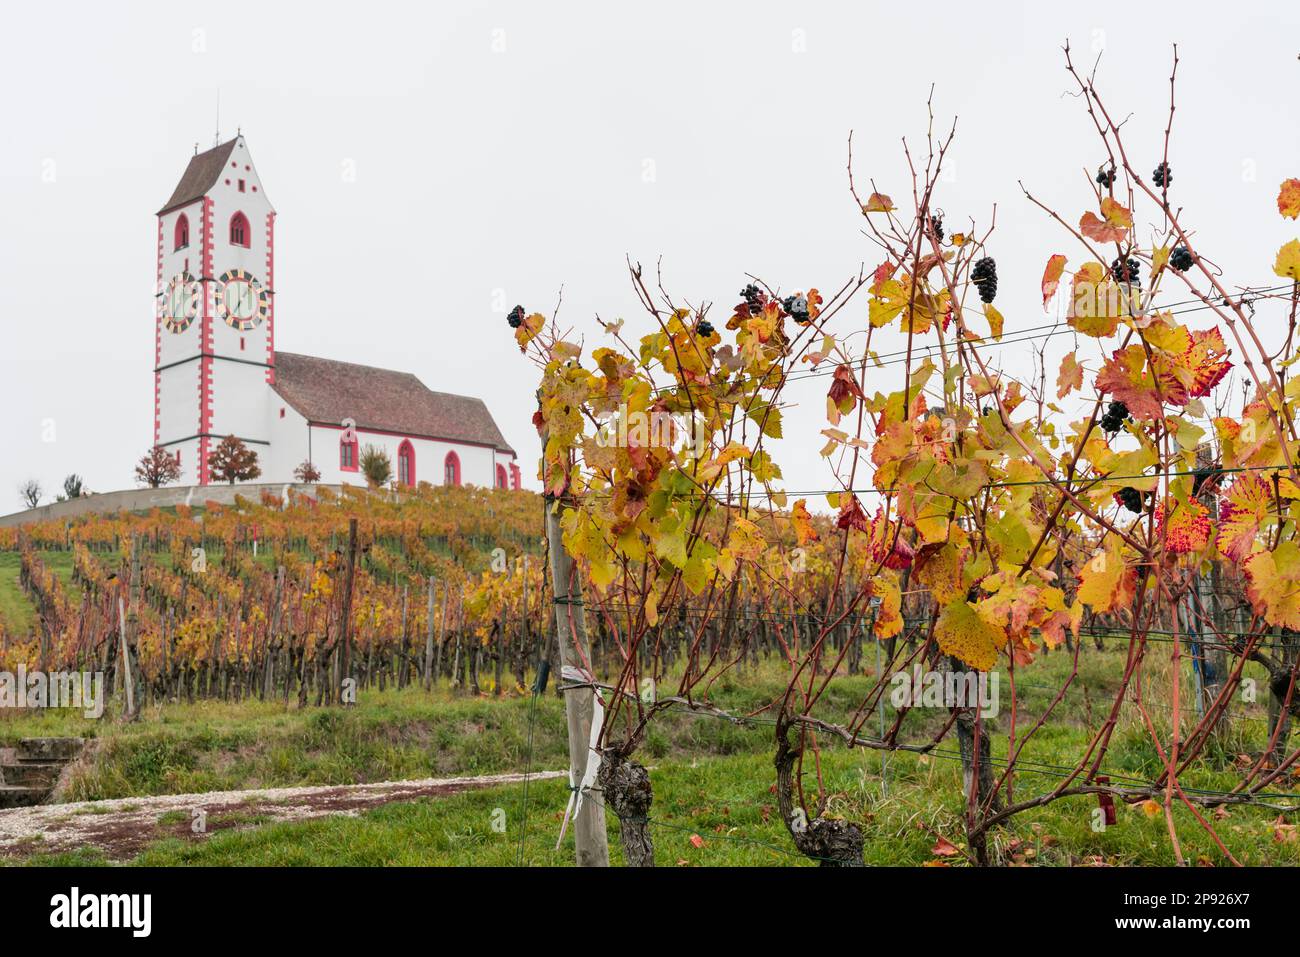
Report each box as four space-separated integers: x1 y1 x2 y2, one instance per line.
1245 541 1300 630
515 312 546 352
863 192 895 213
837 494 870 533
1274 240 1300 281
868 574 903 639
1079 198 1133 244
984 303 1004 340
1218 474 1271 561
1095 345 1163 420
1056 352 1084 399
1041 254 1067 308
935 598 1004 671
791 498 818 546
1154 498 1211 555
827 363 866 425
1279 179 1300 220
1077 542 1134 614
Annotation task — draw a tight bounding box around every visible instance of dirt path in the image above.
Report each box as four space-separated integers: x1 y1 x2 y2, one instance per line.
0 770 565 862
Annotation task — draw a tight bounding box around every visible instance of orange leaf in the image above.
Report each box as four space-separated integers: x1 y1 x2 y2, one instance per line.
1041 254 1067 308
863 192 894 213
1278 179 1300 220
931 835 961 857
1056 352 1083 399
688 834 705 849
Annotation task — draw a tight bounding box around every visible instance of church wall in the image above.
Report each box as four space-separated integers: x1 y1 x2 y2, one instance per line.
304 424 506 489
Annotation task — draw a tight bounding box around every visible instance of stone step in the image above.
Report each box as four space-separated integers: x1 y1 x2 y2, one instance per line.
0 761 64 788
0 785 47 809
15 737 84 762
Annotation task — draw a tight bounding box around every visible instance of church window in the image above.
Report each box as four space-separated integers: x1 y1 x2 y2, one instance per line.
229 212 250 247
174 214 189 250
340 436 358 471
443 451 461 487
496 464 507 489
398 441 416 487
238 179 246 193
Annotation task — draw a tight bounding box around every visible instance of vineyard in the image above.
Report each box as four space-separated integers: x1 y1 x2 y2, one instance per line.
5 45 1300 871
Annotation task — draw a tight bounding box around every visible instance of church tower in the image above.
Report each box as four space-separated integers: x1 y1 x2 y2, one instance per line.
155 135 275 485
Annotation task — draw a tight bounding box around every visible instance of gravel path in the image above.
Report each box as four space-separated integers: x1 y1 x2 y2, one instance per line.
0 770 565 862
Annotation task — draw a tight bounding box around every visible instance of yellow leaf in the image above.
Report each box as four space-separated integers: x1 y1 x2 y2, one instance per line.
984 302 1004 340
863 192 894 213
1274 240 1300 281
935 599 1003 671
1056 352 1084 399
1077 542 1133 614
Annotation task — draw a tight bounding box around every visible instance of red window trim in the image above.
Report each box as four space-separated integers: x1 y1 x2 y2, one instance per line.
340 436 359 472
443 451 461 487
495 464 507 489
398 440 416 487
229 211 250 248
174 213 190 251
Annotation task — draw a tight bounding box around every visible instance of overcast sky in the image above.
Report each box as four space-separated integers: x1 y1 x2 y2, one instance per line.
2 1 1297 513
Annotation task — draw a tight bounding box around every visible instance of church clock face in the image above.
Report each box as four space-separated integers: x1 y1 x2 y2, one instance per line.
216 268 269 331
159 272 198 333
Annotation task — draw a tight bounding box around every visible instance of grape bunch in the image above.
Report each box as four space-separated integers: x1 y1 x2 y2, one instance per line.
930 215 945 242
1096 167 1117 189
1170 245 1194 273
696 320 714 337
971 257 997 303
1152 161 1172 188
1115 486 1145 514
507 305 525 329
783 295 811 324
1111 257 1141 285
740 283 764 315
1100 400 1131 434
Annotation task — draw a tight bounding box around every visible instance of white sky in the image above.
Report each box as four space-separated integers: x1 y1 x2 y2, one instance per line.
2 1 1297 513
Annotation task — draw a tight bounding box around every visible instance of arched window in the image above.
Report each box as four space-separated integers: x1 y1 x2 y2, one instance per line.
496 464 507 489
174 214 189 250
229 211 250 247
443 451 461 487
398 440 416 487
339 435 358 471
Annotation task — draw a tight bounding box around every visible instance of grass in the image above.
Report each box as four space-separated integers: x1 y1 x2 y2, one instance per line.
4 643 1299 866
0 550 81 635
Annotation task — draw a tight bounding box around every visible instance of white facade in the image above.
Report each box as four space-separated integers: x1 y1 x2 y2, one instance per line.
153 137 517 489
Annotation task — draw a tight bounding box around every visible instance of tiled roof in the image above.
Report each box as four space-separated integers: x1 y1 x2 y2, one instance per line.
271 352 515 455
157 139 239 215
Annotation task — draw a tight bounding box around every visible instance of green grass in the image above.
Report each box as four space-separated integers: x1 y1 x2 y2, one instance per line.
5 645 1298 866
0 550 82 635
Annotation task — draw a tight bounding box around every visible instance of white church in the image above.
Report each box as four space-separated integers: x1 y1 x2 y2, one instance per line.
154 136 521 490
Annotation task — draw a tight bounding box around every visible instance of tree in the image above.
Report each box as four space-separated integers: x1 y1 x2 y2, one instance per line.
207 435 262 485
62 473 84 499
135 446 183 488
360 444 391 487
18 479 41 509
294 460 322 483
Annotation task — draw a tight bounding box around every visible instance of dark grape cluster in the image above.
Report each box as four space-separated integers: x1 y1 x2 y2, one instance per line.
696 320 714 337
1111 256 1141 285
507 304 525 329
1115 486 1145 514
1100 400 1131 434
971 257 998 303
740 283 763 314
1096 167 1116 189
783 294 811 324
930 215 945 242
1152 161 1172 188
1170 245 1194 273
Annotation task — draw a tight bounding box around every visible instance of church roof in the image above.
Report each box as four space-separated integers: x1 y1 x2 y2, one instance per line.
271 352 516 456
158 138 239 215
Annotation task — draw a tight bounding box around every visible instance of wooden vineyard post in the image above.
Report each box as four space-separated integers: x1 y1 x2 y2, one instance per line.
339 518 359 706
544 491 610 867
422 575 436 690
